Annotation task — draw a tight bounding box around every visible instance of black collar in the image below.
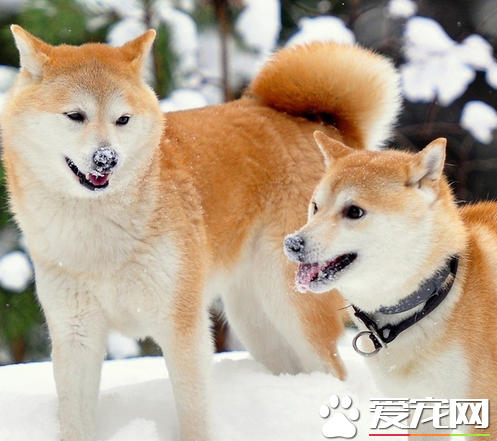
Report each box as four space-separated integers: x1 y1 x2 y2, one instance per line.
351 256 459 357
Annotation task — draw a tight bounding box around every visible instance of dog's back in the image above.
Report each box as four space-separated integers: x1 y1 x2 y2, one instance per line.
162 42 401 269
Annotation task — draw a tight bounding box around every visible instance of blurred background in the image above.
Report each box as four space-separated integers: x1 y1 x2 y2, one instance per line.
0 0 496 364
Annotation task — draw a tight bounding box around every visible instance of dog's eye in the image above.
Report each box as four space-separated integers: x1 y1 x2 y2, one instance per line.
343 205 365 220
312 201 318 215
116 115 130 126
65 111 86 123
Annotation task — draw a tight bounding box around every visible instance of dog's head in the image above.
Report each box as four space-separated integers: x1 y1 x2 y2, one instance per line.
284 132 457 312
1 26 163 198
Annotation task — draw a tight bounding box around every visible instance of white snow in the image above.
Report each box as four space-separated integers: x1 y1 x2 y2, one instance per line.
387 0 417 19
159 88 209 112
79 0 143 21
107 332 141 360
0 250 33 292
155 4 199 79
107 17 147 47
486 62 497 89
286 16 355 47
0 331 415 441
457 34 496 71
235 0 281 53
461 100 497 144
0 66 18 92
0 0 22 14
196 28 264 101
401 17 472 106
401 16 497 106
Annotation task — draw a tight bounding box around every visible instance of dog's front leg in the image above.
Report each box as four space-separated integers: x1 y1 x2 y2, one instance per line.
156 285 214 441
36 269 107 441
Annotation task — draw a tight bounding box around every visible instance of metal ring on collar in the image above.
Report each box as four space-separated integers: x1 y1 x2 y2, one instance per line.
352 330 386 357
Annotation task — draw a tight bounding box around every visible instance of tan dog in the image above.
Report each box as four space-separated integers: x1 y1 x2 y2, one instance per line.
0 26 400 441
285 133 497 439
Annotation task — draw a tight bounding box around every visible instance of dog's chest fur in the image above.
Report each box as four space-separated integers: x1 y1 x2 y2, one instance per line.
16 184 155 272
16 184 182 336
368 339 470 399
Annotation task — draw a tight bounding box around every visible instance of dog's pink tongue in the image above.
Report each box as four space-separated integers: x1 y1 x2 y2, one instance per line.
296 262 323 292
88 173 110 186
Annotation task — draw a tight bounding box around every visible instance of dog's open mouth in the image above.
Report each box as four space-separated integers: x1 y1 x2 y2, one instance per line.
296 253 357 292
65 157 110 191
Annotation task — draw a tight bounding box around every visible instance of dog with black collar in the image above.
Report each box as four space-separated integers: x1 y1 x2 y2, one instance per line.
284 132 497 440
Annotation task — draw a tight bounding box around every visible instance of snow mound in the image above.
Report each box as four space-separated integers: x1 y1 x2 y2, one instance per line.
461 101 497 144
0 250 33 292
401 16 497 106
0 332 410 441
286 16 355 47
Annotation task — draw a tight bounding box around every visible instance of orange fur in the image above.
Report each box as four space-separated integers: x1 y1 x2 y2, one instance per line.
246 43 401 150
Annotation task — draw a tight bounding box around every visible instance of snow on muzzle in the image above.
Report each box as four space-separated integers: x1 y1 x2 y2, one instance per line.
65 146 119 192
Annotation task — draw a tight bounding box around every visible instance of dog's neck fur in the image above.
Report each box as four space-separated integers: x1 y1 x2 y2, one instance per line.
378 256 456 315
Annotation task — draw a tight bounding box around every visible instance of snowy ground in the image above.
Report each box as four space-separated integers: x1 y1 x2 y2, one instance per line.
0 330 417 441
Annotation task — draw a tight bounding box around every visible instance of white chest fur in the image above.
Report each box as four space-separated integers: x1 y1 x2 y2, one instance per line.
366 337 469 399
15 187 181 337
16 187 154 275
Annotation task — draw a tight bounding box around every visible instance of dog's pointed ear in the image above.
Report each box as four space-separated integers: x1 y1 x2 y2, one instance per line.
11 25 51 80
314 131 354 167
407 138 446 198
120 30 156 70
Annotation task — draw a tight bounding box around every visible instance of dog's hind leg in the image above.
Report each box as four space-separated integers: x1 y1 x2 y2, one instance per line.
222 244 346 378
36 270 108 441
222 285 304 374
260 248 346 378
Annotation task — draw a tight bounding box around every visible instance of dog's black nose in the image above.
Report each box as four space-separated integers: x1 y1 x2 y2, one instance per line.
93 147 119 173
284 235 306 262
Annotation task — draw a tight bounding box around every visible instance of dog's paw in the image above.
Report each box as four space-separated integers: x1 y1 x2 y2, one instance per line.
320 395 359 439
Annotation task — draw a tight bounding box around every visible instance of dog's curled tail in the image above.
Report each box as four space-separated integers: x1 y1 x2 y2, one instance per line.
245 42 401 150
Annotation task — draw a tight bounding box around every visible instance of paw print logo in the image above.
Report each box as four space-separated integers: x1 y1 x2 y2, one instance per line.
320 395 360 439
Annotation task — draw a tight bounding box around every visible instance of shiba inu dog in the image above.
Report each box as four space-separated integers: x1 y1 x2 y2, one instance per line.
0 26 400 441
285 133 497 439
